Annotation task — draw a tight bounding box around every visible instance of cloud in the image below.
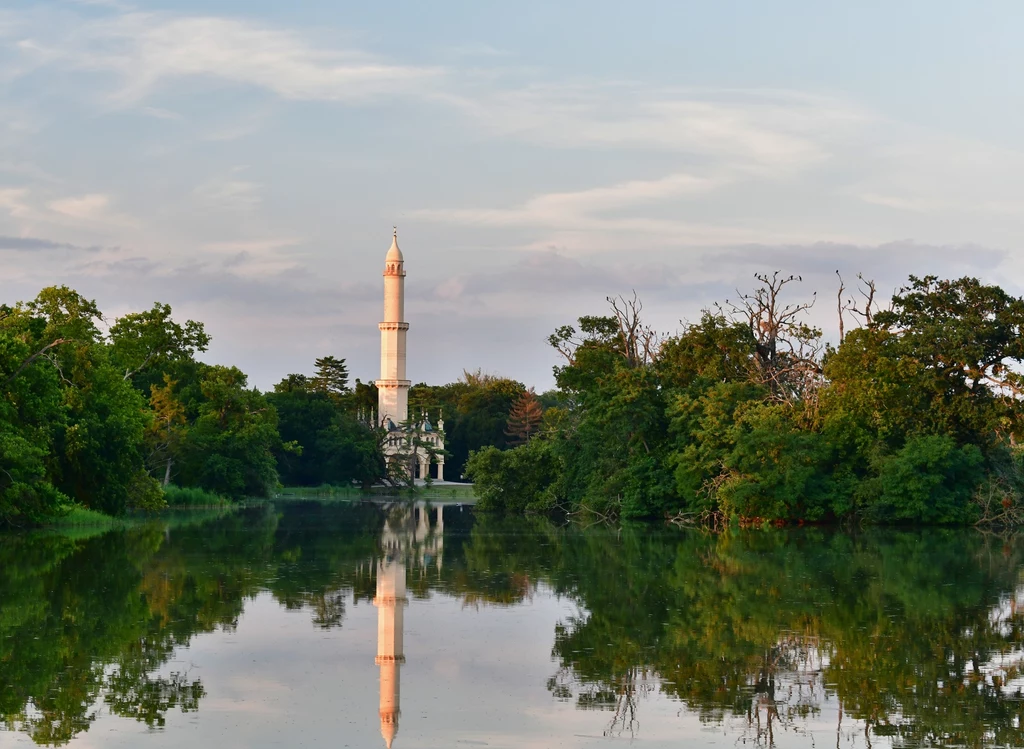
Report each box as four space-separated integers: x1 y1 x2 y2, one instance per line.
47 192 136 227
0 188 35 219
201 237 305 277
193 171 263 212
32 12 441 104
415 171 843 250
139 105 182 120
0 234 101 251
5 8 858 178
0 234 1015 393
442 85 864 174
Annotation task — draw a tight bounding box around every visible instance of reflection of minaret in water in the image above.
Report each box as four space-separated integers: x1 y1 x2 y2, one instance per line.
374 503 445 748
374 549 406 749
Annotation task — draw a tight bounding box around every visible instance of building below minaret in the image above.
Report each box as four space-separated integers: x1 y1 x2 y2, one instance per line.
373 230 445 482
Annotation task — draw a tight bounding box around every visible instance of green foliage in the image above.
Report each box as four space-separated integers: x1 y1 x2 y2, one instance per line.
409 370 526 480
268 361 383 489
311 355 350 400
161 484 230 507
57 354 151 515
860 435 984 524
466 440 561 513
176 366 281 500
479 275 1024 526
3 503 1024 743
0 332 68 526
109 302 209 391
0 287 260 524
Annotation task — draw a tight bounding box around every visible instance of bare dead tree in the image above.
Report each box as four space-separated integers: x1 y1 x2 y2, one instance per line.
719 273 823 405
836 271 846 341
548 292 662 369
845 274 879 327
607 292 662 368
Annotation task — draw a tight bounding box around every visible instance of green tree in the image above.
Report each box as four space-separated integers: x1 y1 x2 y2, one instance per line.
177 366 281 499
268 363 383 489
0 332 67 525
145 376 188 486
109 302 209 391
311 355 350 402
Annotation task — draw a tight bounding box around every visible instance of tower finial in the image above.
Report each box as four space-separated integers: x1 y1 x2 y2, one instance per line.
393 225 397 238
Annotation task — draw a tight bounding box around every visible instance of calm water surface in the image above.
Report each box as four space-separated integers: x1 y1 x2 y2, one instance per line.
2 501 1023 748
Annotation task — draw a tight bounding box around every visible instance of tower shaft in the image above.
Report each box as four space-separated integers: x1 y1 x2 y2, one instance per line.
377 232 410 425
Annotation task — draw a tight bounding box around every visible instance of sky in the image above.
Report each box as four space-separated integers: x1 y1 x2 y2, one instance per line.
1 1 1022 391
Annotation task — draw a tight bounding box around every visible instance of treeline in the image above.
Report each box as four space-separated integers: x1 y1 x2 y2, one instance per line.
0 285 535 526
0 286 395 526
467 274 1024 525
0 285 298 525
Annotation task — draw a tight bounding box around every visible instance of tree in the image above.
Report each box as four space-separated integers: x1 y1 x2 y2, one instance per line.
466 440 561 513
146 376 187 486
0 332 67 525
177 366 281 499
719 272 822 405
109 303 209 388
311 356 350 401
18 287 155 515
407 372 525 481
505 389 544 445
268 364 384 489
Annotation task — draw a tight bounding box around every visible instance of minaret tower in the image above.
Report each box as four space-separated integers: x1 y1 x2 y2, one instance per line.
377 228 410 426
374 543 407 748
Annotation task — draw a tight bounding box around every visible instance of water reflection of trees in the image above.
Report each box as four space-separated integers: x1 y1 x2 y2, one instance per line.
0 501 389 745
5 505 1024 747
459 520 1024 747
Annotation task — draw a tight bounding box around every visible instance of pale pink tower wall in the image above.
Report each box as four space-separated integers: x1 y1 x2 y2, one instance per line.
377 229 410 426
375 551 406 749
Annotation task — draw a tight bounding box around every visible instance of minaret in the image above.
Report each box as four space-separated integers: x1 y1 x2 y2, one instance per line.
377 228 410 426
374 547 407 749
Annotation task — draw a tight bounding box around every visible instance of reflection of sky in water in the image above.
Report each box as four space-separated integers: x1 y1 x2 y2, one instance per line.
3 591 873 749
2 505 1022 749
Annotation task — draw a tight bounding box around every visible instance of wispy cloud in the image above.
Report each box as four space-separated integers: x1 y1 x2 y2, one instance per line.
139 105 182 120
34 12 441 104
48 192 136 227
415 171 849 250
0 188 35 220
442 85 864 174
0 235 101 252
193 169 262 212
201 237 304 278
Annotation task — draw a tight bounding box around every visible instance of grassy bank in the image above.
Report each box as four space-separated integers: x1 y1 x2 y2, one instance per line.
53 505 130 528
40 504 238 541
162 485 233 507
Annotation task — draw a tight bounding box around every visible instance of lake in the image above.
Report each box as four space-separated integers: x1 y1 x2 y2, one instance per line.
1 500 1023 748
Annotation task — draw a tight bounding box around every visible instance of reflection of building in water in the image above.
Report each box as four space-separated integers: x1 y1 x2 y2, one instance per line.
373 502 445 748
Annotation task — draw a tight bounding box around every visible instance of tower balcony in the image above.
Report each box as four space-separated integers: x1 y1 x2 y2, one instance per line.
375 379 412 389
